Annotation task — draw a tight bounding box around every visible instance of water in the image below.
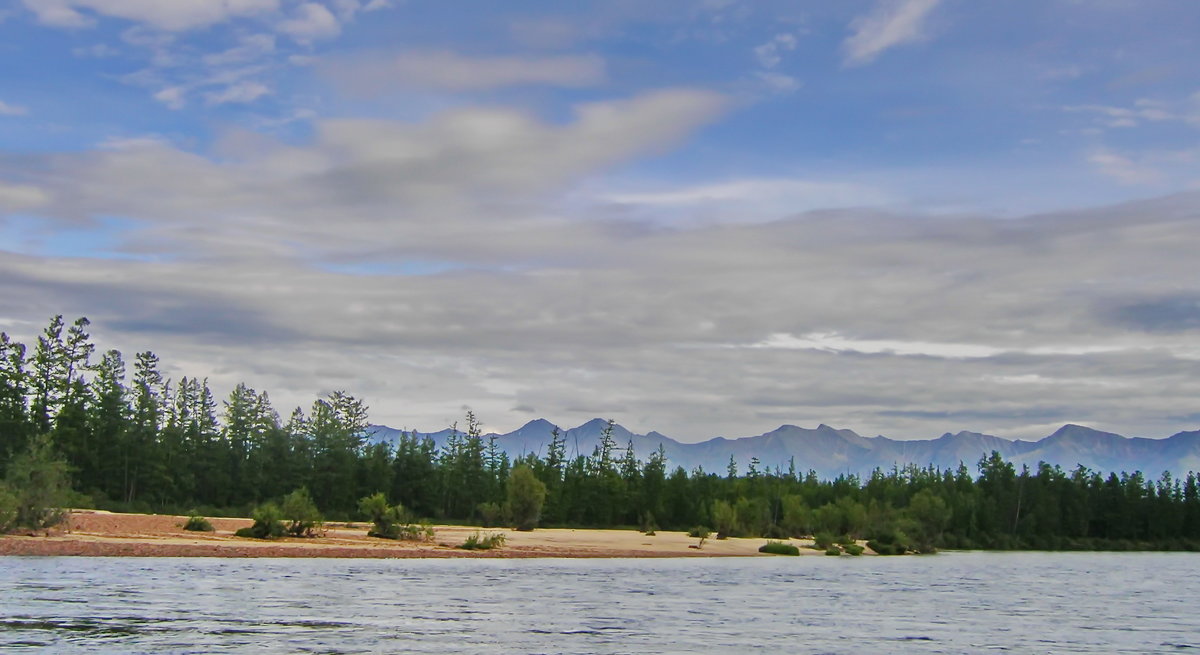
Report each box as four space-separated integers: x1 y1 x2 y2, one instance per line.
1 552 1197 653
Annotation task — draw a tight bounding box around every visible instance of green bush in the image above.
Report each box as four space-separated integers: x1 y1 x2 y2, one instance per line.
0 482 18 533
235 502 287 539
813 531 836 549
358 492 432 541
183 514 214 532
758 540 800 556
687 526 712 539
280 487 323 537
843 543 864 556
459 531 507 550
476 501 503 528
507 466 546 531
824 546 843 556
5 433 70 530
867 540 907 555
711 500 737 539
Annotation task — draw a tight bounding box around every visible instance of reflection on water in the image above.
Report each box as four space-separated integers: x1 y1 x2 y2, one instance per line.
1 552 1198 653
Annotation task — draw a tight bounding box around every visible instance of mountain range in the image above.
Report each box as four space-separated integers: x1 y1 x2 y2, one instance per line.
364 419 1200 480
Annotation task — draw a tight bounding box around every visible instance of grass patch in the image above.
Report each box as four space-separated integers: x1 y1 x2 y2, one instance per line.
459 531 507 550
758 540 800 556
182 514 214 532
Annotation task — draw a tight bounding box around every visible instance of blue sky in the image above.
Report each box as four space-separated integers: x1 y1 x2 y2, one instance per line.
1 0 1199 441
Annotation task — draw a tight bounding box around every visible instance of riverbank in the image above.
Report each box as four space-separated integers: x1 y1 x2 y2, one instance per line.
0 510 849 558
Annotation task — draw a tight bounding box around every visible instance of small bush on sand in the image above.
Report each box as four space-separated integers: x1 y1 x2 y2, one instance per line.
843 543 865 556
687 526 712 538
459 531 507 550
235 503 286 539
183 513 214 532
813 531 836 549
476 502 503 528
824 546 843 556
758 540 800 556
358 492 432 541
0 483 18 533
280 487 323 537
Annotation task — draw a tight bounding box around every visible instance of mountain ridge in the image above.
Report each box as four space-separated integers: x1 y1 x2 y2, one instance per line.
365 419 1200 479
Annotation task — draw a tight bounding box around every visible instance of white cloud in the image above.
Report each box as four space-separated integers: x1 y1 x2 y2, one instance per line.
754 71 801 95
72 43 120 58
330 0 361 21
0 100 28 116
153 86 186 110
205 81 271 105
753 33 797 68
1088 149 1159 185
749 332 1130 360
202 33 275 67
0 183 50 210
603 177 885 222
23 0 280 31
843 0 942 66
329 51 607 92
277 2 341 43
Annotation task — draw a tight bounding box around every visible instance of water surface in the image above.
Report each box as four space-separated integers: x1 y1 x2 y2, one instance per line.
2 552 1197 653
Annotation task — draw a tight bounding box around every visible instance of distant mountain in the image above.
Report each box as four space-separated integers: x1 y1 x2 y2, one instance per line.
364 419 1200 479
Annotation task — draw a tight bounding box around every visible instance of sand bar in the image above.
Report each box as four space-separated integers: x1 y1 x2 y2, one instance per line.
0 510 854 558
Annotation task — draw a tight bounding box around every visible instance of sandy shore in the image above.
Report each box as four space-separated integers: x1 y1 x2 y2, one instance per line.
0 510 849 559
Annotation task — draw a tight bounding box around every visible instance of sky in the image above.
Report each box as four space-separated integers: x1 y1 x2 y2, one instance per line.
1 0 1199 442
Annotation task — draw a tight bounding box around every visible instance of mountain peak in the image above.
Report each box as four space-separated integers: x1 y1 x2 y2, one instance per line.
517 418 556 431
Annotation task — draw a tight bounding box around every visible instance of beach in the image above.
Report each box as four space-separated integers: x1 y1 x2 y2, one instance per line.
0 510 846 558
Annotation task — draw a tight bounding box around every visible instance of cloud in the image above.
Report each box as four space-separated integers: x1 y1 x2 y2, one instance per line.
22 0 280 31
0 183 50 210
202 33 275 67
153 86 186 110
4 189 1200 441
753 33 797 69
204 80 271 105
843 0 942 66
753 71 801 95
276 2 340 43
326 51 607 93
0 100 28 116
602 177 886 223
72 43 121 58
1088 149 1159 185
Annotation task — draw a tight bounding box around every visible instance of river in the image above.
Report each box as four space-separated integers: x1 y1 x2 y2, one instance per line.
2 552 1197 653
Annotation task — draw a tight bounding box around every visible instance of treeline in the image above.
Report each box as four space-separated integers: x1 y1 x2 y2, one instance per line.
3 315 1200 551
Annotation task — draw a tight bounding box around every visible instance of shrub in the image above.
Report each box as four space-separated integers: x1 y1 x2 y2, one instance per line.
280 487 323 537
843 543 864 556
0 482 18 533
758 540 800 556
235 502 286 539
640 511 658 535
711 500 737 539
824 546 842 556
507 466 547 531
459 531 507 550
476 502 502 528
5 433 70 530
867 540 907 555
813 531 836 549
687 526 712 539
866 527 911 555
183 514 214 532
358 492 432 541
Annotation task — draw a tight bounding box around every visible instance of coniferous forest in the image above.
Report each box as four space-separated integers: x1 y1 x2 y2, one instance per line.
3 315 1200 552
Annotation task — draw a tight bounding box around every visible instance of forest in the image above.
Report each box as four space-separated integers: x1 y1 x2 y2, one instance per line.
3 315 1200 552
